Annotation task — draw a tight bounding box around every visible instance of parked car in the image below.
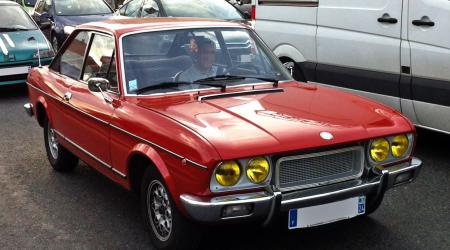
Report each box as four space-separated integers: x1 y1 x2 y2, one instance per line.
115 0 245 22
253 0 450 135
25 18 422 250
30 0 113 51
12 0 37 14
0 0 53 86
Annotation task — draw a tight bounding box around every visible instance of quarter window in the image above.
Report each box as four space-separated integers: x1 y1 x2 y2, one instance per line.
82 34 117 91
59 31 90 79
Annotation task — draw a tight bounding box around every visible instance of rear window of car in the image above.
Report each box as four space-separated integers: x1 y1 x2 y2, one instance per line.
55 0 112 16
161 0 243 20
0 6 37 30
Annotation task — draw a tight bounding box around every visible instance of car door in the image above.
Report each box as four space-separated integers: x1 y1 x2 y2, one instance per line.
64 32 118 167
46 31 91 137
32 0 52 40
315 0 403 111
408 0 450 133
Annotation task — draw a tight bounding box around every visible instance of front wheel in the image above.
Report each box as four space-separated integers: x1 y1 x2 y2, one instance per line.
44 118 78 172
141 168 203 250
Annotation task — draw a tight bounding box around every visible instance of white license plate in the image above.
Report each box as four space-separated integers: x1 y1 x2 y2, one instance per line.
288 196 366 229
0 66 31 77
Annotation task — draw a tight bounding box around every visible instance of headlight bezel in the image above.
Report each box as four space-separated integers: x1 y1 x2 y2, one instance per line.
367 133 414 166
210 156 272 193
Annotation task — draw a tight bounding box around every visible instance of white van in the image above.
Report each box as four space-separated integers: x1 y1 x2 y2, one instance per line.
254 0 450 134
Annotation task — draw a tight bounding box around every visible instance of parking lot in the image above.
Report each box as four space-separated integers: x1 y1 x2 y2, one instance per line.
1 85 449 250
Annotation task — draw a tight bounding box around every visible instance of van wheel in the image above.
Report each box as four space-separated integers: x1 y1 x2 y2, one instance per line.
44 118 78 172
281 58 307 82
141 168 203 250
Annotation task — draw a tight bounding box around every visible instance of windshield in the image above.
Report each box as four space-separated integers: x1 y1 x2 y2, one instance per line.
55 0 112 16
24 0 37 7
0 6 37 30
122 28 291 95
161 0 243 20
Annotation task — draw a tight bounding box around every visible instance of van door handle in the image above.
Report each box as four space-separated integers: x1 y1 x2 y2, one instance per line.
412 16 435 27
378 13 398 24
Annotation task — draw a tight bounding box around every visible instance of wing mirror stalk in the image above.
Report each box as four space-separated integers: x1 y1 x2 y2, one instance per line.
88 78 113 103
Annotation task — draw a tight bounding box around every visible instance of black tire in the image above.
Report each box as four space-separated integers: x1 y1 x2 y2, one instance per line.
280 58 307 82
141 167 203 250
44 118 78 172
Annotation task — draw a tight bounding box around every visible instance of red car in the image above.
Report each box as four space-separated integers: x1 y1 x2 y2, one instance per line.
25 18 422 249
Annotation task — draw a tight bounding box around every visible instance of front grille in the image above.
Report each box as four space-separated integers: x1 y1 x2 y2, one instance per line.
276 146 364 191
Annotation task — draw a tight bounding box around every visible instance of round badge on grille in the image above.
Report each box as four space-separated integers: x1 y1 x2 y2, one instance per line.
320 132 334 140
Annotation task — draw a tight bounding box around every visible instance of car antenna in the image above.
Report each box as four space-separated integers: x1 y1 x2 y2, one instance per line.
27 36 41 68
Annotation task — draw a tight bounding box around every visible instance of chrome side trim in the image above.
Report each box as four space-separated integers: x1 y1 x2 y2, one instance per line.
198 88 284 101
414 124 450 135
27 82 208 170
110 124 208 170
53 129 127 179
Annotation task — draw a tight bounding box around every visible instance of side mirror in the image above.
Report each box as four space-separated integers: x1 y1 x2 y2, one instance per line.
88 78 113 103
88 77 109 92
243 11 251 19
144 6 159 15
283 61 295 76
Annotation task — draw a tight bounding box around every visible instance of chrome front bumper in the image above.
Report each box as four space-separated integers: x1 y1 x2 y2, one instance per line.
180 158 422 223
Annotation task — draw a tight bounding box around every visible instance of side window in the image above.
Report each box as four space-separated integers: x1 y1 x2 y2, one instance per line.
59 31 90 79
124 0 143 17
35 0 45 13
141 0 159 17
42 0 51 14
82 34 117 92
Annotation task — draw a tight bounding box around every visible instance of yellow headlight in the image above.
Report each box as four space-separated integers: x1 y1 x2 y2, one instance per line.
370 138 390 162
215 161 241 186
391 134 409 158
247 157 270 184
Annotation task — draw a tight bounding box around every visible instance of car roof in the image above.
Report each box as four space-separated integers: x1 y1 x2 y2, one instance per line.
0 0 20 6
78 17 247 38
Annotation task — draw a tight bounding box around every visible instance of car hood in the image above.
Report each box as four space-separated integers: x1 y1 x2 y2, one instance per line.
0 29 49 63
57 14 113 27
136 82 412 159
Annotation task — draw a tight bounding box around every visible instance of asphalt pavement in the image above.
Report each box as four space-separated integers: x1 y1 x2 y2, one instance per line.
1 85 449 250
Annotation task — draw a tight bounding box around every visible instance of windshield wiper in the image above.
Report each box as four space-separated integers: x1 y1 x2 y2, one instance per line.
194 75 280 90
194 75 246 92
134 81 191 95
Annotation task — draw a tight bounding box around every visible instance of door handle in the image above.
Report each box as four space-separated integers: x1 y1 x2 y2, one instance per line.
63 92 72 101
378 13 398 24
412 16 435 27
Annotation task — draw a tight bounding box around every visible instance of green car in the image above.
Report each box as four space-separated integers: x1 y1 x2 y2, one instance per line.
0 0 54 86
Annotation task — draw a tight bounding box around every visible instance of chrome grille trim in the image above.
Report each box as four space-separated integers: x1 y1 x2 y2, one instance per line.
275 146 364 192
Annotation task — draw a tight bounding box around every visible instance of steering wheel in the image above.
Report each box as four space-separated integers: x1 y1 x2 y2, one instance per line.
222 62 260 75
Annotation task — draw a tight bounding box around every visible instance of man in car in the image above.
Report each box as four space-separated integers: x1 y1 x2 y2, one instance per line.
178 37 218 83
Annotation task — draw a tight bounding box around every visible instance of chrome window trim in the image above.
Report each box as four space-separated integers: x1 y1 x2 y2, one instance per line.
27 82 208 170
275 146 365 192
118 25 286 97
53 129 127 179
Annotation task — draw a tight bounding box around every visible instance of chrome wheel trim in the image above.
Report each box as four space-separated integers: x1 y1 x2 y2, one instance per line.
147 180 172 242
47 125 59 159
